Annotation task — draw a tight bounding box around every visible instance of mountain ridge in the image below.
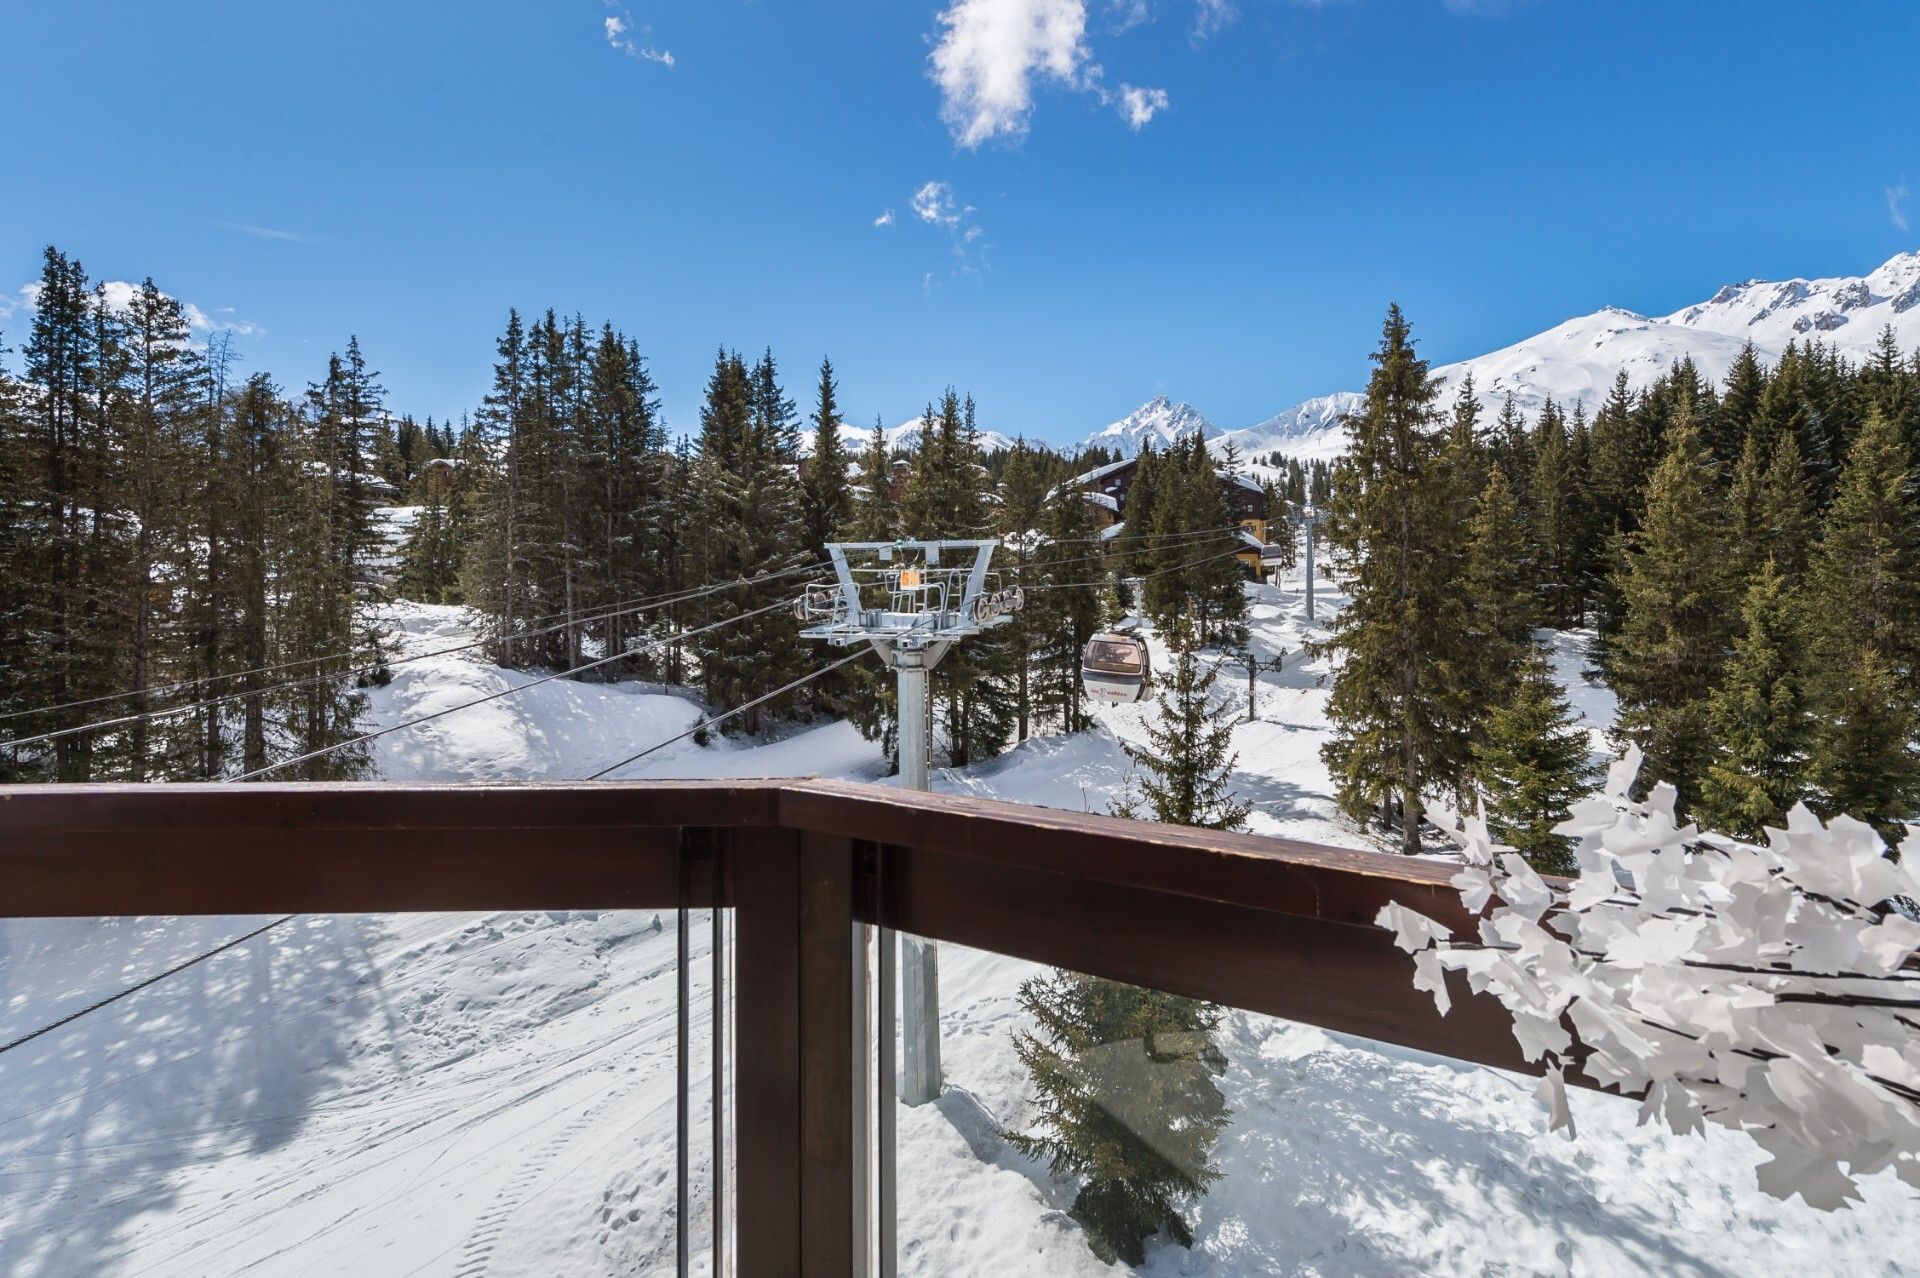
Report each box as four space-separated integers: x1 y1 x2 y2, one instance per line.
1079 249 1920 463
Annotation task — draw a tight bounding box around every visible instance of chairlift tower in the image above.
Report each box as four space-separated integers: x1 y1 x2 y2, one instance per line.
797 540 1022 1108
1289 505 1328 621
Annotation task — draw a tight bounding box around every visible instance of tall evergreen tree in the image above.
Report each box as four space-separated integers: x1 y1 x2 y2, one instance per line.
1804 644 1920 839
1607 409 1738 814
1319 305 1470 852
1029 478 1107 735
691 349 810 733
1115 611 1250 830
1457 463 1535 783
1698 561 1809 840
902 391 1014 764
1472 642 1592 874
802 356 852 562
1007 972 1228 1266
997 440 1048 740
1801 407 1920 697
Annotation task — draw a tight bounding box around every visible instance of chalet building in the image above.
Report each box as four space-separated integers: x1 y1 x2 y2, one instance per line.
1056 454 1288 580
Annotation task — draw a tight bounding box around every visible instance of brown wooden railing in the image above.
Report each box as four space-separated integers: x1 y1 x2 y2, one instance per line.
0 780 1569 1276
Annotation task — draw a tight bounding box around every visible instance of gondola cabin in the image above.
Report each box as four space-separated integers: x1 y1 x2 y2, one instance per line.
1081 631 1152 704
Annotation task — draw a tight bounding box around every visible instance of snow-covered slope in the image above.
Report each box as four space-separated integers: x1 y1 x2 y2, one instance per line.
797 416 1016 459
1106 250 1920 464
5 574 1915 1275
1077 395 1215 456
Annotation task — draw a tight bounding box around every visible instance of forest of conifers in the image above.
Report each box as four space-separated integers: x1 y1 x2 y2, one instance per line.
6 242 1920 871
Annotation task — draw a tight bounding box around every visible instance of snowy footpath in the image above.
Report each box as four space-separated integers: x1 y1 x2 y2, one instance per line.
3 562 1915 1275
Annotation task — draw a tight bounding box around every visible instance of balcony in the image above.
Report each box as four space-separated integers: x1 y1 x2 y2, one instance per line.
1 780 1897 1275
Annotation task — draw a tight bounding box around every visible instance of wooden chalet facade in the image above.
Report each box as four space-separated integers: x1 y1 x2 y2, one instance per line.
1058 454 1286 580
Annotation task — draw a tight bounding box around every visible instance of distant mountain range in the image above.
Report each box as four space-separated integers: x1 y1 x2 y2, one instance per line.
1074 249 1920 463
796 415 1016 459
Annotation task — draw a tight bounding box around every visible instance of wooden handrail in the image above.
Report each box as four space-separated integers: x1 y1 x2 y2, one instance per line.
0 779 1578 1276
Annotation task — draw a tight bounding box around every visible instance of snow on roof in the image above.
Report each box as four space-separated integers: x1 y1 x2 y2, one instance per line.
1049 454 1266 502
1082 490 1119 513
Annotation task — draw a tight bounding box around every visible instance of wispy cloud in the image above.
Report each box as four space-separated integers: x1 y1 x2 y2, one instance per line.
604 6 674 66
1192 0 1236 40
912 181 968 228
909 181 988 276
218 221 334 246
1105 0 1150 34
874 208 897 228
929 0 1167 147
1889 183 1912 233
1115 83 1168 128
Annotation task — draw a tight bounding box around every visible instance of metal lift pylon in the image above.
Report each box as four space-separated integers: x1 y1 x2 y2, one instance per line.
796 539 1021 1109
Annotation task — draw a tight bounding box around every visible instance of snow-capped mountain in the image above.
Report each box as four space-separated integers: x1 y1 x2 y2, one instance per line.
797 416 1016 459
1111 250 1920 464
1217 392 1364 464
1077 395 1215 456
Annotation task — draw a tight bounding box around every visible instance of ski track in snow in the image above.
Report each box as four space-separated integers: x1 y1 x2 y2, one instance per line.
3 555 1915 1275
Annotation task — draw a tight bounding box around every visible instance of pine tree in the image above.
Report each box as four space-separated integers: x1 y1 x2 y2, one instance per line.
460 310 531 664
1472 643 1592 874
11 247 126 779
1805 644 1920 839
1121 443 1161 576
1030 478 1107 735
1717 342 1768 466
802 356 852 561
578 326 664 672
997 440 1048 740
1186 439 1249 645
902 391 1013 764
1757 430 1815 579
1607 408 1738 814
1801 407 1920 697
1457 463 1535 778
1698 561 1809 840
847 417 897 541
691 349 810 734
839 418 901 747
1116 611 1251 831
1007 972 1228 1266
117 278 203 778
1528 402 1594 626
1318 305 1470 852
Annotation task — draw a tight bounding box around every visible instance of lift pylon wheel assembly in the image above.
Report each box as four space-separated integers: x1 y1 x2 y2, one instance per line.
796 539 1023 1115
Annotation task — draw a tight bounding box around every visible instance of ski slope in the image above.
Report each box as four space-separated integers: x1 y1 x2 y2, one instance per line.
3 557 1915 1275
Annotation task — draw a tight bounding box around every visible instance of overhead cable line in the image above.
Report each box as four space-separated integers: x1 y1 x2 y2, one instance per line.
0 558 831 730
0 916 295 1058
2 561 832 751
586 648 876 781
1024 545 1249 593
235 596 798 780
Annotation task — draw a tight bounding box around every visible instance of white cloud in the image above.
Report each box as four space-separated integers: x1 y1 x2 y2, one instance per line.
912 180 967 227
7 278 258 339
927 0 1170 146
929 0 1096 147
874 208 896 228
1115 83 1168 129
907 181 988 275
1193 0 1236 39
604 7 674 66
1889 183 1912 233
1105 0 1150 33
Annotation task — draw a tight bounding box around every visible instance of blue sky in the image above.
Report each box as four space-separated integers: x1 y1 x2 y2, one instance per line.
2 0 1916 444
